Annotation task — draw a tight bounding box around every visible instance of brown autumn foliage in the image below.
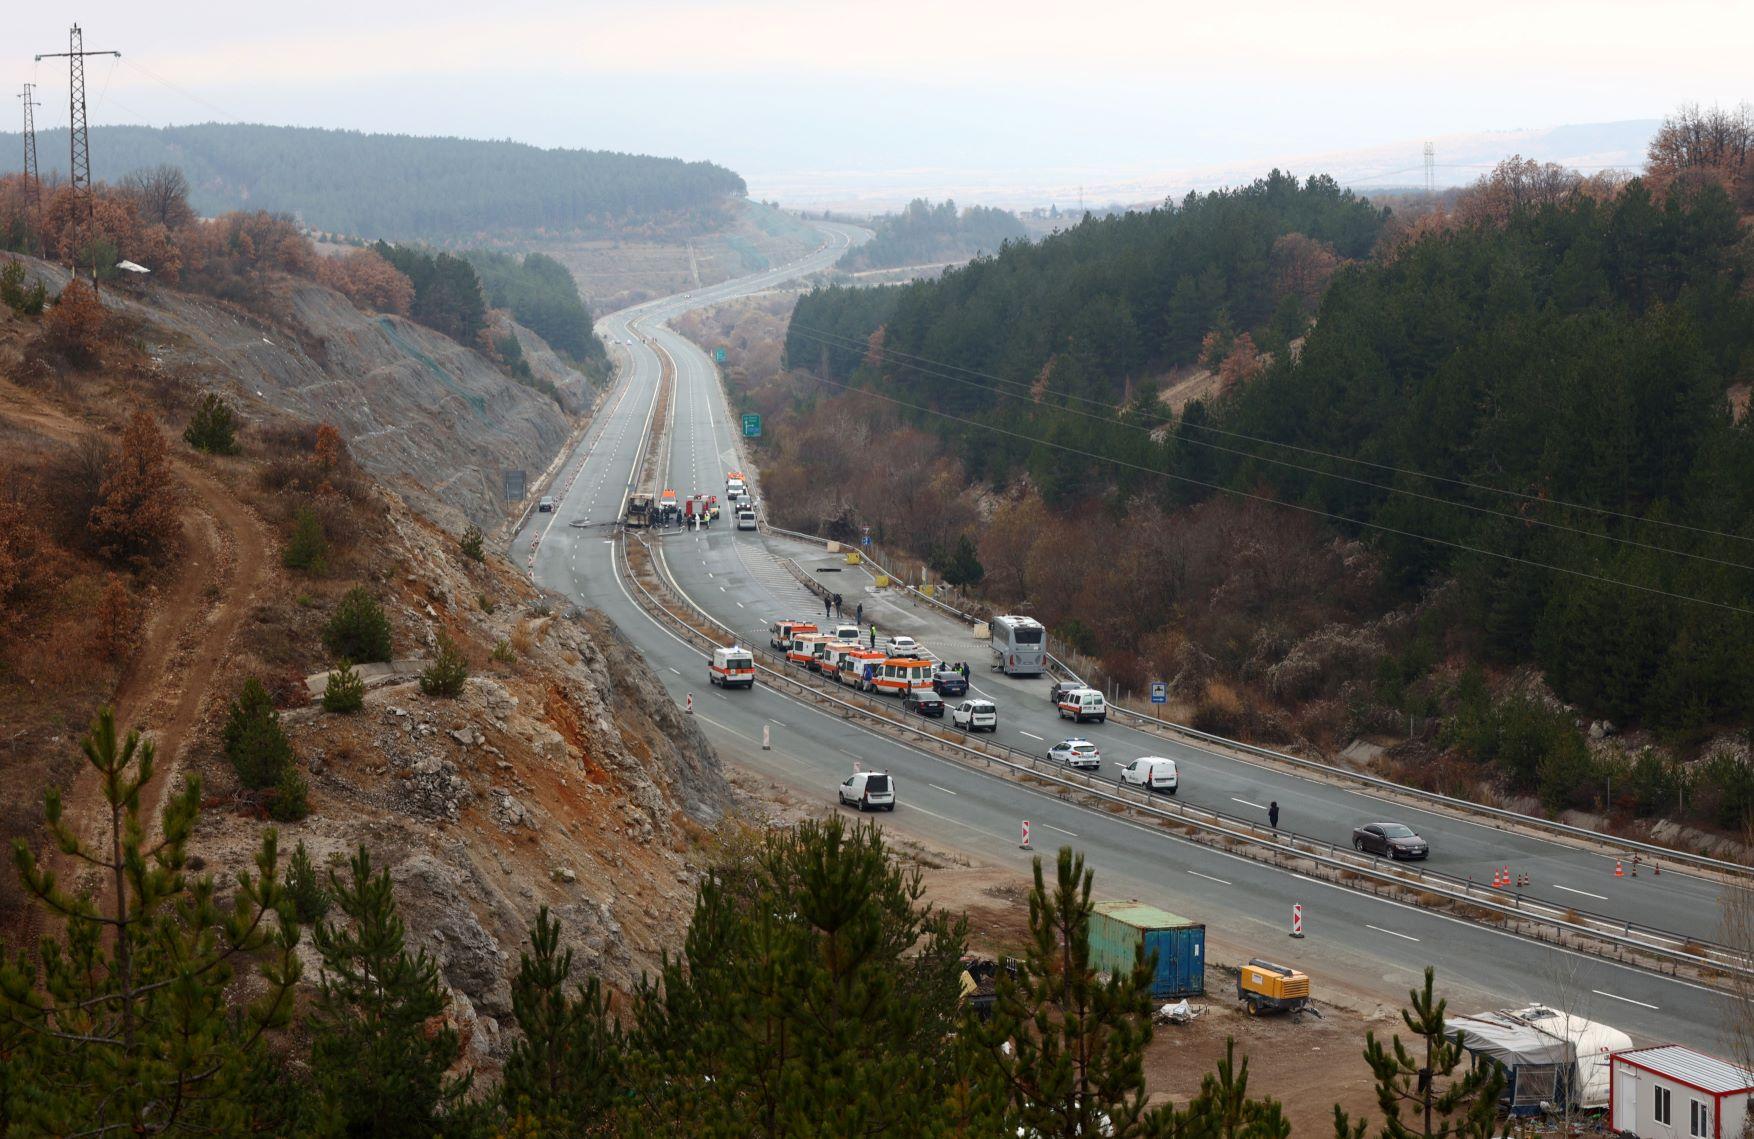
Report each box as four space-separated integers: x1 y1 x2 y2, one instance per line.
316 248 414 315
88 410 184 571
1217 332 1264 392
37 184 143 269
41 279 107 366
0 493 30 632
1646 102 1754 210
1269 232 1341 311
92 573 140 661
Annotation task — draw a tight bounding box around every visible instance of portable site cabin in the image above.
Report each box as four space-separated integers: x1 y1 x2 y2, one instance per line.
1448 1006 1632 1114
1610 1045 1753 1139
1087 901 1205 999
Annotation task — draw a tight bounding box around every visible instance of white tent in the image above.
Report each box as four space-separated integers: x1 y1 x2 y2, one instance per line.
1450 1005 1633 1112
114 260 151 274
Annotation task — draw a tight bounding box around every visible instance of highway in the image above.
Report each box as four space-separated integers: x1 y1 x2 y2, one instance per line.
514 221 1739 1049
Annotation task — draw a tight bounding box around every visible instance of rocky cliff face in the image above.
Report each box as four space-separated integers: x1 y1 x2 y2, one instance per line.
19 258 583 530
194 508 728 1063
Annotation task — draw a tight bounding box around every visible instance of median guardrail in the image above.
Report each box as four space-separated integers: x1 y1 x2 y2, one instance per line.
618 531 1754 991
754 524 1752 883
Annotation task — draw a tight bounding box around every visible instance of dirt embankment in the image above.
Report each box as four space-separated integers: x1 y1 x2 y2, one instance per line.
15 256 583 532
1 274 730 1068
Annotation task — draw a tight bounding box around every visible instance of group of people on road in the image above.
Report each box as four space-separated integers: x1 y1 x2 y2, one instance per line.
824 593 846 620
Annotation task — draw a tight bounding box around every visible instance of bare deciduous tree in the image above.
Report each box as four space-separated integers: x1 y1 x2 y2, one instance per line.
120 163 196 229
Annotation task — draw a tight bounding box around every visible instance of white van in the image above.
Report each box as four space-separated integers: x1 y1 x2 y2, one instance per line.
1119 757 1178 795
1056 687 1107 724
839 770 895 812
829 623 861 643
736 507 756 530
953 699 997 732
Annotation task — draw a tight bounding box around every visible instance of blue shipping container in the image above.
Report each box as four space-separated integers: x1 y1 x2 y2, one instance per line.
1088 901 1205 999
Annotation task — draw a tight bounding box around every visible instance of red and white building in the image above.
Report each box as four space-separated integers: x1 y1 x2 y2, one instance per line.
1611 1046 1753 1139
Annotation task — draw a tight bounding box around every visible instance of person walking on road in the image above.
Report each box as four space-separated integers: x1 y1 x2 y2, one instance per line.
869 624 878 649
1268 801 1279 831
824 596 832 621
856 601 864 626
834 593 843 619
961 661 970 681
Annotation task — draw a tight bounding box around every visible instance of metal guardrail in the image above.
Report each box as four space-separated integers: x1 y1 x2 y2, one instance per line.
756 524 1752 883
618 533 1754 988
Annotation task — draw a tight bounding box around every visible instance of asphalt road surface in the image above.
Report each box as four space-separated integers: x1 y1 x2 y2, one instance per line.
515 222 1740 1049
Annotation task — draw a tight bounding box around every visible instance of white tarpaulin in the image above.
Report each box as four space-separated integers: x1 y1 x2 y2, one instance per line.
1450 1006 1632 1110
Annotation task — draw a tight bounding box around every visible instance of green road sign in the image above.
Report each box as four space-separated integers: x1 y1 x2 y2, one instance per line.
741 413 762 438
714 346 728 363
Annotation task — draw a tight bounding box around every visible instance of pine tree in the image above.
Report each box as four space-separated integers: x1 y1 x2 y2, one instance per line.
460 524 485 562
623 815 968 1135
1184 1038 1292 1139
1334 967 1506 1139
420 631 469 697
223 676 296 791
501 907 624 1130
283 505 330 574
287 840 330 923
976 845 1171 1138
323 586 394 663
0 708 302 1133
322 658 367 713
183 391 239 454
308 847 476 1136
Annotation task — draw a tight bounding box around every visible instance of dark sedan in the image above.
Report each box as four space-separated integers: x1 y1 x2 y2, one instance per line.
933 669 968 697
1352 822 1429 860
903 691 945 718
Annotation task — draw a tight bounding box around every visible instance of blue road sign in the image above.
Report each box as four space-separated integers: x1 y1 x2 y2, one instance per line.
1150 681 1168 705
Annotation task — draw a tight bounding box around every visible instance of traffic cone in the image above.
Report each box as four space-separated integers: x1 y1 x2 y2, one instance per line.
1614 860 1624 878
1491 867 1502 888
1517 872 1529 889
1653 862 1661 876
1500 866 1510 889
1630 856 1639 878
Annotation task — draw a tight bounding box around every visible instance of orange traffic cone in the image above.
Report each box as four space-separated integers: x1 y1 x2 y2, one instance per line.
1653 862 1661 876
1614 860 1624 878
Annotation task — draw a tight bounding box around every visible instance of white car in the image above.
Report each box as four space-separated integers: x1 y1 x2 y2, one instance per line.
839 770 895 812
1049 739 1101 770
537 496 555 513
1119 757 1178 795
884 635 922 658
952 699 997 732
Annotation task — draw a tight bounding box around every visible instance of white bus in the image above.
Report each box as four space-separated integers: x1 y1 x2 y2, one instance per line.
991 614 1046 676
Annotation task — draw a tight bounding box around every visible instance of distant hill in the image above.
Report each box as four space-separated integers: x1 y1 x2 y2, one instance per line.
838 199 1026 271
0 123 747 241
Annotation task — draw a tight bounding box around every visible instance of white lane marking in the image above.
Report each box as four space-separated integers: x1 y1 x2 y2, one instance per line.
929 784 958 796
768 718 787 728
1592 989 1659 1010
1019 731 1044 741
1232 797 1268 811
1367 924 1421 943
736 602 745 608
668 667 681 675
1552 884 1609 901
1041 823 1078 837
905 802 1013 845
1187 870 1231 885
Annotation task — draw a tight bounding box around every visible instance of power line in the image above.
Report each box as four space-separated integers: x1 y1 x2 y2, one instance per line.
789 367 1754 617
786 320 1754 549
788 323 1754 573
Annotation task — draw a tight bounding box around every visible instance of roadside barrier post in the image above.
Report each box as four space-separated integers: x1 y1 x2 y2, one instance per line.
685 692 693 714
1020 820 1032 850
1290 903 1305 938
762 724 771 750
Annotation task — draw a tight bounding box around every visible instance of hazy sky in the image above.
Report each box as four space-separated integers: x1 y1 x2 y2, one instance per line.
7 1 1750 202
